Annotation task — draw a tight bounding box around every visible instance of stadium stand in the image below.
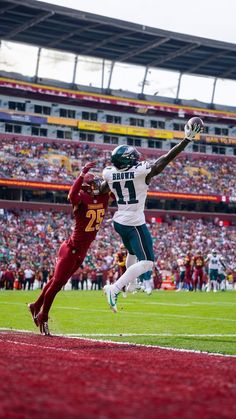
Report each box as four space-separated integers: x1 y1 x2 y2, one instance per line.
0 137 235 195
0 0 235 289
0 209 235 291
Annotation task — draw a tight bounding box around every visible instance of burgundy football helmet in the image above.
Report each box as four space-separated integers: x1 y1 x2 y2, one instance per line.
81 173 102 195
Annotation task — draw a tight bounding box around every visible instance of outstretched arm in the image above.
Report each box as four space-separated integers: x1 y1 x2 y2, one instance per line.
146 118 203 183
68 161 96 205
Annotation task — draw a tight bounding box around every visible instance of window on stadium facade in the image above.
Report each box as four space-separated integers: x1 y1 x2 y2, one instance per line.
192 144 206 153
79 132 95 142
214 127 229 136
82 111 97 121
8 101 26 112
56 130 72 140
103 135 119 144
34 105 51 115
173 123 185 131
59 108 75 118
129 118 144 127
148 140 162 149
31 127 48 137
106 115 122 124
212 146 226 155
5 123 22 134
150 120 165 129
127 138 141 147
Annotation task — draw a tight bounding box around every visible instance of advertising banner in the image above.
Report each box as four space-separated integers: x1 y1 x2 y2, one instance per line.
0 111 47 124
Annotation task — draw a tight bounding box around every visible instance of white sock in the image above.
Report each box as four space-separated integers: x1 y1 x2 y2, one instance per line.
144 279 152 290
126 253 137 286
113 260 154 294
126 253 137 269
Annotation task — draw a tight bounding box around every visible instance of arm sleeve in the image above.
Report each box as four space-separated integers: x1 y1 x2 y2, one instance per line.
68 174 84 205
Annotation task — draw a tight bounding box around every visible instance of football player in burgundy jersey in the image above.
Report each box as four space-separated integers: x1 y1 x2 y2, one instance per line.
28 162 110 335
192 251 205 291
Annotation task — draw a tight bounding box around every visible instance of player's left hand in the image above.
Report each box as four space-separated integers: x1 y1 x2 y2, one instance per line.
82 161 96 174
184 119 203 141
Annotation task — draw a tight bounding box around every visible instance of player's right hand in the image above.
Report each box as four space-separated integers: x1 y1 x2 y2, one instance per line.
82 161 96 174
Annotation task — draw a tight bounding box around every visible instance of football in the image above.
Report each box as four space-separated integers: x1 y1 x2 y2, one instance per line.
188 116 204 127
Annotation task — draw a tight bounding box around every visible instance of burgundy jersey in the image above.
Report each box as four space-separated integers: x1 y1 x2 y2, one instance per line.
193 255 204 269
68 190 109 249
184 255 192 267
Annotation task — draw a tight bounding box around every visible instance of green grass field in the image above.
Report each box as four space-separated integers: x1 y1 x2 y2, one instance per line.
0 289 236 355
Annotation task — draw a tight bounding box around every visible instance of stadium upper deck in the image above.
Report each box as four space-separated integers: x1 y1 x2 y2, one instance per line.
1 0 236 81
0 0 235 220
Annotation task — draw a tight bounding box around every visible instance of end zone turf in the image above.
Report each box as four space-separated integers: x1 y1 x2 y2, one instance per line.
0 331 236 419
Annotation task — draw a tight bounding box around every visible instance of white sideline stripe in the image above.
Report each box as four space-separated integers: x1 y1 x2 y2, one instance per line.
0 328 236 338
1 328 236 338
1 301 236 323
67 333 236 338
0 328 236 358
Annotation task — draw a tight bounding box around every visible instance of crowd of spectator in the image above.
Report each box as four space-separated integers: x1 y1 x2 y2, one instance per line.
0 209 235 291
0 139 110 183
0 138 235 195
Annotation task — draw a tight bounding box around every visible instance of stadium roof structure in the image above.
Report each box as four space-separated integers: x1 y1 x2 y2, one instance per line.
1 0 236 82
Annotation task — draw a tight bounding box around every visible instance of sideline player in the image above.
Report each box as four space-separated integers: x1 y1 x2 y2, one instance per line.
205 249 227 292
28 162 110 335
114 244 127 297
176 254 186 291
192 250 205 291
101 118 203 311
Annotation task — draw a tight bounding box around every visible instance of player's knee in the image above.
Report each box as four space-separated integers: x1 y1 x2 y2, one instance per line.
140 260 154 272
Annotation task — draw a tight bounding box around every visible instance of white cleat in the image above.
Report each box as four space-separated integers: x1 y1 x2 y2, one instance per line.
103 285 118 313
145 287 152 295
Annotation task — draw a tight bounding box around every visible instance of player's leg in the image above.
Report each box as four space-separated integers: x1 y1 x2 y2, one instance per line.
177 271 185 291
104 223 154 311
114 223 154 290
28 278 53 325
30 242 84 334
193 270 198 291
125 253 143 293
199 269 204 291
28 241 68 317
39 244 82 320
139 271 152 294
212 269 218 292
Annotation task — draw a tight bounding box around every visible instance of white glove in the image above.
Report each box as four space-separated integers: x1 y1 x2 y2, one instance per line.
184 121 202 141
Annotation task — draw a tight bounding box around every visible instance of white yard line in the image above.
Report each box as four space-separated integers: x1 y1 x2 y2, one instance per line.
1 301 236 322
0 328 236 358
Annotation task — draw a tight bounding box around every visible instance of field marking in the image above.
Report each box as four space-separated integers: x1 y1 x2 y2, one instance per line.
192 301 236 306
143 302 192 307
0 328 236 358
67 333 236 338
1 301 236 323
1 328 236 338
